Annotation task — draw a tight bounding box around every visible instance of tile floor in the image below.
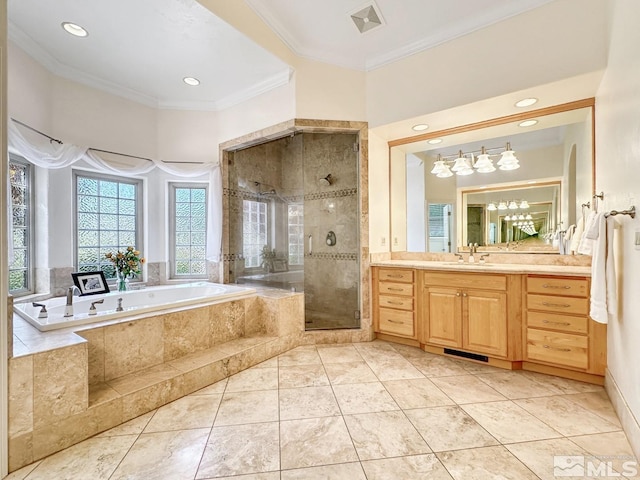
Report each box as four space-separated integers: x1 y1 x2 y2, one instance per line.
7 340 638 480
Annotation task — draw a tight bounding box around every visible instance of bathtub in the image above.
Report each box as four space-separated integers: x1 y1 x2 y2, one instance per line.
14 282 257 332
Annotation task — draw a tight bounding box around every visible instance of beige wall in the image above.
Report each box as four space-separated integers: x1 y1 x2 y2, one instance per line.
595 0 640 457
365 0 609 128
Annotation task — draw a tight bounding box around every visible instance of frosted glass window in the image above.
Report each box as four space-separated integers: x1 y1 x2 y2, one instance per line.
287 204 304 266
170 184 208 278
9 156 33 294
243 200 267 268
75 172 141 279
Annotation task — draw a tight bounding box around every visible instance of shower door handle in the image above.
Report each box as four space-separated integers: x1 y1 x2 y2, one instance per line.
308 235 313 255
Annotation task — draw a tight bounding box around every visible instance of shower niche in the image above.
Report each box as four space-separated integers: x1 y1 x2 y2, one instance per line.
226 132 360 330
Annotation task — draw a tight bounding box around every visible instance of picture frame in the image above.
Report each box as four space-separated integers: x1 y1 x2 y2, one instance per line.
71 271 110 296
271 258 289 273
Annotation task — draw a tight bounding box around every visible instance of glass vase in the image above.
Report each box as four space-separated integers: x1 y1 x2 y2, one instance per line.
116 271 129 292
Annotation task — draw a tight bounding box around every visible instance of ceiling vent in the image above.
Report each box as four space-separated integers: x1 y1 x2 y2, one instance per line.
350 3 385 34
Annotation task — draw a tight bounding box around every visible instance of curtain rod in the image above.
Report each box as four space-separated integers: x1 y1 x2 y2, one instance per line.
11 117 205 165
11 118 63 144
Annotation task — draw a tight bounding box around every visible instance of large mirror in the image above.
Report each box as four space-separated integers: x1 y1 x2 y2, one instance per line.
390 100 594 253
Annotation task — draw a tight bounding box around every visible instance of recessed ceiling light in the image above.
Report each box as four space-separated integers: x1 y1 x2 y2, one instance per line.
61 22 88 38
412 124 429 132
183 77 200 86
427 138 443 145
519 119 538 127
515 97 538 108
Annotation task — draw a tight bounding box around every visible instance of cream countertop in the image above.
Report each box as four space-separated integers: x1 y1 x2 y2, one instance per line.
371 260 591 277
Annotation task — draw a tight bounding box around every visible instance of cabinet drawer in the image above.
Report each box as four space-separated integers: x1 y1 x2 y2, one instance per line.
379 309 415 337
378 268 414 283
527 294 588 315
527 311 588 334
527 276 588 297
379 294 413 311
526 328 588 370
379 282 414 296
423 272 507 291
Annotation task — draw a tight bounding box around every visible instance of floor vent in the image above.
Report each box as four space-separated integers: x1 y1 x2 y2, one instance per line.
443 348 489 363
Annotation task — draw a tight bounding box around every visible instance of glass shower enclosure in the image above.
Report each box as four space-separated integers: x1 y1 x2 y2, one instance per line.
227 132 360 330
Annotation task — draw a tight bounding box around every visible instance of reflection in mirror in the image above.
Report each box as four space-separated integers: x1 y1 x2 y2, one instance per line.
391 103 593 254
461 182 560 252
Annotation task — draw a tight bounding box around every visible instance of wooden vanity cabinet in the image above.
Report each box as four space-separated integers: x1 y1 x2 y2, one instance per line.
372 267 417 340
421 271 521 360
524 275 606 376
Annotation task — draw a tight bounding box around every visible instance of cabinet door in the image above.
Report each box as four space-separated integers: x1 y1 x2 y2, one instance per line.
463 290 508 357
424 287 462 347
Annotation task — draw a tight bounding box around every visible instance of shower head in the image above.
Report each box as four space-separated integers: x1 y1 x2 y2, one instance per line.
318 174 333 186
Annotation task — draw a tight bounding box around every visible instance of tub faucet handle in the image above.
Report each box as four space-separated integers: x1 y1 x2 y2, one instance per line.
89 299 105 316
116 298 124 312
32 302 48 319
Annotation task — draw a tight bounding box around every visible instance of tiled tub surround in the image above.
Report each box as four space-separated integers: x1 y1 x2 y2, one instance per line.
8 291 311 472
14 282 256 332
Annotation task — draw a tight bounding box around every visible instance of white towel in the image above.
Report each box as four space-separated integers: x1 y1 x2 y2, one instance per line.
570 216 585 253
578 211 598 255
589 213 617 324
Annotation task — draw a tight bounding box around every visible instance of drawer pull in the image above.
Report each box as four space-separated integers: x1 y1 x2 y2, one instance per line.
542 302 571 308
542 284 571 290
388 319 404 324
543 345 572 352
387 300 403 305
542 320 571 326
387 274 405 278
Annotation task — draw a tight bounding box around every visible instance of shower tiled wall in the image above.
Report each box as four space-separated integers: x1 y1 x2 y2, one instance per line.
302 133 359 327
225 130 360 329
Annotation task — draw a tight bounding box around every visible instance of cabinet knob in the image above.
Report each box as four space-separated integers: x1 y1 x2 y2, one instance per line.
462 293 467 297
456 292 460 297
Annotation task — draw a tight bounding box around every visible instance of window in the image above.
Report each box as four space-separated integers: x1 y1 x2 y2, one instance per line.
287 204 304 266
75 172 141 279
243 200 267 268
427 203 452 253
9 156 33 294
170 184 207 278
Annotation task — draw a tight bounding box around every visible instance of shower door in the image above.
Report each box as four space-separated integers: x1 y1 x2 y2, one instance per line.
302 133 360 330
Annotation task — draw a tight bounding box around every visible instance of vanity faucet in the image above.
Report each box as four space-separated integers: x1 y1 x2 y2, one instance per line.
64 286 81 317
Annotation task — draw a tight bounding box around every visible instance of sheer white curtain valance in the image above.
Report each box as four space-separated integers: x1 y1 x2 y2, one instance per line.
7 119 222 262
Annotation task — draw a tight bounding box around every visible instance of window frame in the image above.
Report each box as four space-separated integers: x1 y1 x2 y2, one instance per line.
8 154 34 296
168 182 208 280
242 199 269 270
73 170 143 282
287 203 304 267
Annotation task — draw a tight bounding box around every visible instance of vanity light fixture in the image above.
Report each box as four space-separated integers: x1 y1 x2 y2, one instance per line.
427 138 443 145
430 155 453 178
430 143 519 178
515 97 538 108
497 142 520 171
61 22 88 37
519 119 538 127
487 202 497 211
498 201 508 210
508 200 519 210
519 200 530 209
412 123 429 131
183 77 200 86
525 213 533 220
504 214 511 221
